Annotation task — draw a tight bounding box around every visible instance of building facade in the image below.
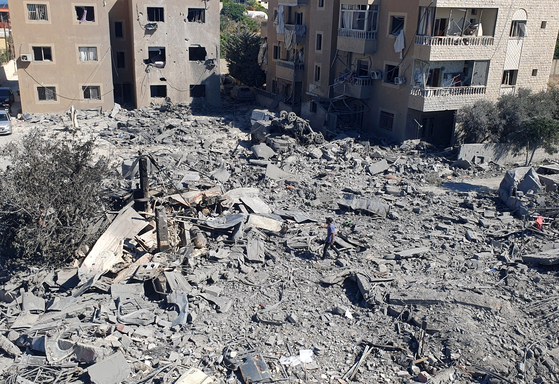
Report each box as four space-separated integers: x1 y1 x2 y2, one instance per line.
264 0 559 145
9 0 220 113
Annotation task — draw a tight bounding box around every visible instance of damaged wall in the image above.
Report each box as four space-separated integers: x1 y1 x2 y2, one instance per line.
459 143 559 166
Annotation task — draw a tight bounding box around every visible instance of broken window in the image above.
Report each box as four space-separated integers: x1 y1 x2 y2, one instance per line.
190 85 206 98
146 47 166 65
32 46 52 61
379 111 394 131
501 70 517 85
151 85 167 97
75 6 95 23
384 64 399 84
340 4 378 32
510 20 526 37
188 9 205 23
390 16 405 36
116 52 125 68
357 59 369 77
114 21 123 38
147 7 164 22
27 4 48 21
37 86 56 101
79 47 97 62
82 86 101 100
189 47 207 61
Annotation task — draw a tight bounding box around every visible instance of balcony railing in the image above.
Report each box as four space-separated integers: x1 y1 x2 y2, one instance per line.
411 85 487 98
415 35 495 47
338 29 377 40
277 60 304 71
335 76 374 87
500 85 516 96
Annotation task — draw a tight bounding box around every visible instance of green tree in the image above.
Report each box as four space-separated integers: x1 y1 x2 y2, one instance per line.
0 130 111 266
456 100 503 144
225 30 265 87
221 2 247 22
247 0 268 13
508 117 559 165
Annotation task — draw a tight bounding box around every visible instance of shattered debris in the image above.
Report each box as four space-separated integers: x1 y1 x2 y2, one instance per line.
1 103 559 384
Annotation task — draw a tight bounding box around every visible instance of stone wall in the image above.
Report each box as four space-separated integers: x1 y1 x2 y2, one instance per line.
458 143 559 166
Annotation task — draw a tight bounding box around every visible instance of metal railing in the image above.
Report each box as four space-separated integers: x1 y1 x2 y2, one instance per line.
499 85 516 96
415 35 494 47
335 76 374 87
338 29 377 40
277 60 304 71
410 85 487 97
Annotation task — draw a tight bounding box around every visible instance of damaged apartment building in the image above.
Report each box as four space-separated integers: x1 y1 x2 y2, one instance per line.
9 0 220 113
263 0 559 145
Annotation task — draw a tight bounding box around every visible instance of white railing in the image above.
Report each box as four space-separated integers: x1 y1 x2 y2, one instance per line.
415 35 494 47
411 86 487 98
338 29 377 40
335 76 374 87
499 85 516 96
277 60 304 71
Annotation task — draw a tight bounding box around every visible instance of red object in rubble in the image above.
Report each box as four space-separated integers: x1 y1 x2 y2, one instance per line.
535 216 543 231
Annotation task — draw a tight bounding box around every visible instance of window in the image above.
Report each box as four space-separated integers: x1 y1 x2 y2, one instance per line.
27 4 48 21
379 111 394 131
532 69 538 76
314 65 321 82
188 8 205 23
272 80 278 94
146 47 166 64
316 33 322 51
114 22 123 38
385 64 399 84
340 4 378 33
510 20 526 37
79 47 97 62
150 85 167 97
190 85 206 98
82 86 101 100
189 47 207 61
75 6 95 22
541 21 547 29
273 45 280 60
357 60 369 77
295 12 303 25
318 0 324 8
116 52 125 68
501 70 517 85
37 86 56 101
390 16 405 36
147 7 164 22
32 46 52 61
310 101 317 113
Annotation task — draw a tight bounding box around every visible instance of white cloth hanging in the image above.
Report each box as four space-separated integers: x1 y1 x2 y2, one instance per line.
394 30 405 59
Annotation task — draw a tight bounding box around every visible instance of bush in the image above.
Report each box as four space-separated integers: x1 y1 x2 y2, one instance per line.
0 130 112 267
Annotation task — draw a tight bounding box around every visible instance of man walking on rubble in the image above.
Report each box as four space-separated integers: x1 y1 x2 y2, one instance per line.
322 217 340 258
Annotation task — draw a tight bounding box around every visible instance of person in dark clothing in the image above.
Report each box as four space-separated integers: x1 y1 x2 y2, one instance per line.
322 217 340 258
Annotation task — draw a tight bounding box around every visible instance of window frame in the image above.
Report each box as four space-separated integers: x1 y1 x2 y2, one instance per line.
147 7 165 22
501 70 518 86
389 14 406 36
189 46 207 61
316 32 323 52
25 2 50 23
74 5 97 24
379 110 395 131
82 85 101 101
36 85 57 102
190 84 206 98
150 85 167 98
510 20 527 38
32 46 53 62
116 51 125 69
318 0 324 8
78 46 98 62
339 4 379 33
187 8 205 23
384 64 400 84
273 45 280 60
314 64 321 83
114 21 124 39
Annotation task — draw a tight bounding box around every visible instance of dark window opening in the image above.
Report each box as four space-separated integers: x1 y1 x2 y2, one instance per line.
114 83 134 103
27 4 48 21
295 12 303 25
510 20 526 37
273 45 280 60
310 101 317 113
150 85 167 98
147 7 164 22
532 69 538 76
38 86 56 101
145 48 166 65
357 60 369 77
115 21 123 38
318 0 324 7
314 65 321 82
189 47 207 61
190 85 206 98
272 80 278 94
501 70 517 85
75 6 95 22
188 8 205 23
316 33 322 51
390 16 405 36
385 64 399 84
33 46 52 61
83 86 101 100
160 77 166 81
116 52 125 68
541 21 547 29
379 111 394 131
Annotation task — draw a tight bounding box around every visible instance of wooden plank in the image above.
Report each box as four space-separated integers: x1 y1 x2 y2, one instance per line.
79 204 148 277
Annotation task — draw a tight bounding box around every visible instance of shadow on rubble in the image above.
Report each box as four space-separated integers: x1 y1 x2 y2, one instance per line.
342 277 367 308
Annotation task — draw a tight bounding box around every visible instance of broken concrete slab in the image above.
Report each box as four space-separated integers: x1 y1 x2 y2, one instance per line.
175 367 216 384
338 194 390 217
367 159 389 175
522 249 559 266
241 195 272 215
246 214 284 233
252 143 276 160
21 292 45 313
88 351 130 384
0 334 22 357
265 163 298 181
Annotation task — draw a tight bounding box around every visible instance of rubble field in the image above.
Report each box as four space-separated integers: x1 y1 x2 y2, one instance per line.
1 101 559 384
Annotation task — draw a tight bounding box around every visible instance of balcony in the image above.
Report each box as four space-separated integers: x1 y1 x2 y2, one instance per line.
415 35 494 47
337 28 377 54
499 85 516 96
279 0 308 5
276 60 305 82
409 85 487 112
334 76 375 99
277 24 306 45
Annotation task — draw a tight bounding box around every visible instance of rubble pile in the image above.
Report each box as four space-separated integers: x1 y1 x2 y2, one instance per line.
1 104 559 384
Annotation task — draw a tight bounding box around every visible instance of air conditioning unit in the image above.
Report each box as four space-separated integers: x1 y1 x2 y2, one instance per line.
20 54 32 62
394 76 407 85
370 71 382 80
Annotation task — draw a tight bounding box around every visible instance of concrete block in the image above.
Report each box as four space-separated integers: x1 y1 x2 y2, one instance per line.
88 352 130 384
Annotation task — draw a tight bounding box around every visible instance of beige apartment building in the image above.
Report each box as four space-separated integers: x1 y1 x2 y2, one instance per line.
9 0 220 113
264 0 559 145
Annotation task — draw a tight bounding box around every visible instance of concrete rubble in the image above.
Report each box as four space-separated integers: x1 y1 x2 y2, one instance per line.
1 102 559 384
